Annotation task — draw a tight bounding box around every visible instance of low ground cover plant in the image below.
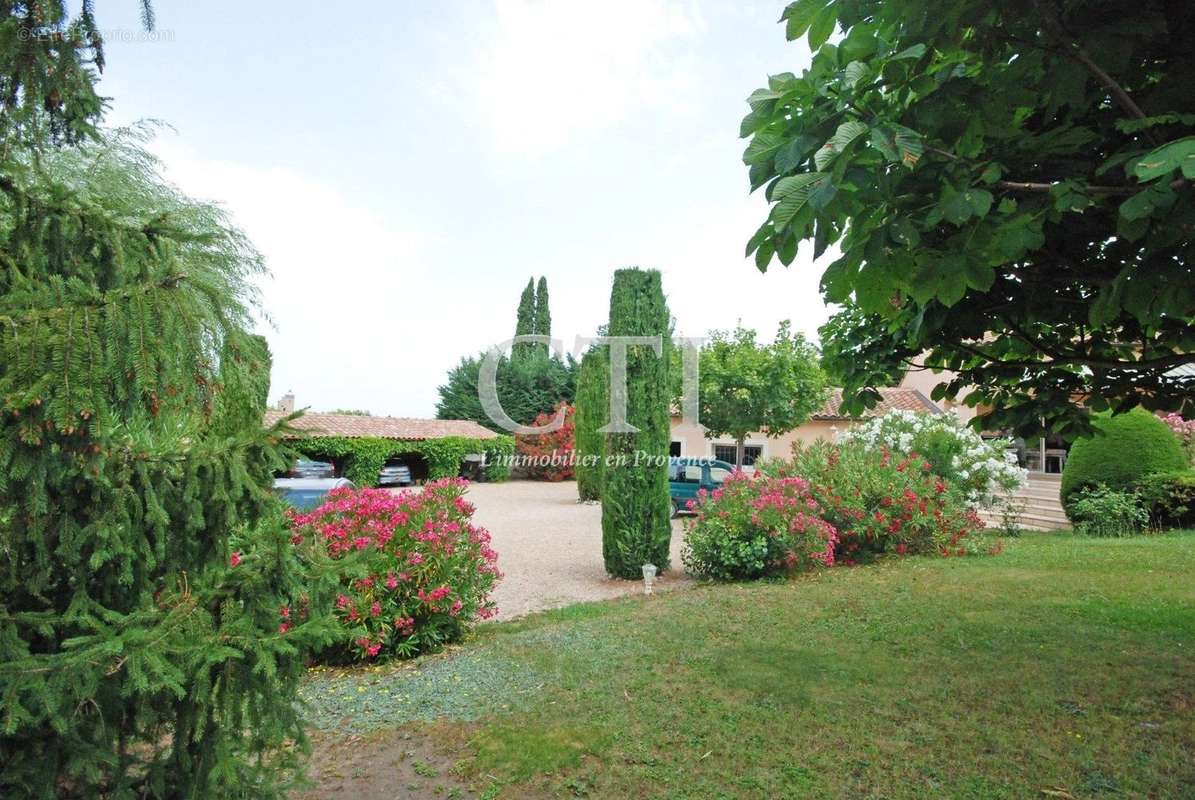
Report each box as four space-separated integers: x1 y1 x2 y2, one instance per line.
1135 470 1195 530
289 479 500 660
1067 485 1150 537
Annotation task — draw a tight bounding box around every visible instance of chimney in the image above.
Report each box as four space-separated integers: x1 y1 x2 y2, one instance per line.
278 391 295 414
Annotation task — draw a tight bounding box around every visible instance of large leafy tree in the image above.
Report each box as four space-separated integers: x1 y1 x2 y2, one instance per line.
743 0 1195 437
697 322 828 468
434 351 577 431
601 268 672 579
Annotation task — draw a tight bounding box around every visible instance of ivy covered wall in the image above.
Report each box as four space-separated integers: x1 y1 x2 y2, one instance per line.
293 435 514 486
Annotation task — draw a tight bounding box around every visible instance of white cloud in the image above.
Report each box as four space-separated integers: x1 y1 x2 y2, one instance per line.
465 0 705 157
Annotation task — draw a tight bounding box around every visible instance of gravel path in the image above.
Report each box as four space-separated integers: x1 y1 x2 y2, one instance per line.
466 480 690 619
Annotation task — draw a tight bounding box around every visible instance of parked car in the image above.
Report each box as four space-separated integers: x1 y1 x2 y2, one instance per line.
273 477 354 510
291 458 334 479
668 457 735 517
378 461 413 487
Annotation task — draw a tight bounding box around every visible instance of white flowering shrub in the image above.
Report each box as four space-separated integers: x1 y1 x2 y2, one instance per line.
841 410 1027 507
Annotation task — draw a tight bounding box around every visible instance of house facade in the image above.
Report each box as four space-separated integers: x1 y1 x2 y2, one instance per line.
669 387 942 468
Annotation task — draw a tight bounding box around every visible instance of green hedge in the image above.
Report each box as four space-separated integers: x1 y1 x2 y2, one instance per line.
294 435 514 487
1061 408 1188 511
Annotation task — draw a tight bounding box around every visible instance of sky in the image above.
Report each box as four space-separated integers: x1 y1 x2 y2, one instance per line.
96 1 830 417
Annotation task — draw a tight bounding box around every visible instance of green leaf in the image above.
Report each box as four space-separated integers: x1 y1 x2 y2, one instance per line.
940 186 973 226
1133 136 1195 181
771 172 830 227
743 132 785 166
935 257 968 307
774 134 819 174
844 61 868 88
889 218 920 247
782 0 826 41
870 127 899 160
819 251 860 303
778 234 799 266
979 163 1003 185
891 43 926 60
892 125 924 167
1119 184 1174 221
966 188 993 218
755 239 775 272
746 88 782 112
807 3 838 50
963 259 995 291
815 120 869 169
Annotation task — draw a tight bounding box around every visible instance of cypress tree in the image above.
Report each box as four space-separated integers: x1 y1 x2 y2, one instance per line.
533 276 551 357
574 345 608 502
600 268 672 578
513 277 536 362
0 129 334 798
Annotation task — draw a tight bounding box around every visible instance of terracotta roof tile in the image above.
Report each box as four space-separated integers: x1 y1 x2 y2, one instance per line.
263 411 499 441
811 387 941 420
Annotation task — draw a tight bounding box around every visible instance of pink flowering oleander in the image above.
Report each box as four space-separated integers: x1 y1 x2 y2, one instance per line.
289 478 500 660
682 470 839 580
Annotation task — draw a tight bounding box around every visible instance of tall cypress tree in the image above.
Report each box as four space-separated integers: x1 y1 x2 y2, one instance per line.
0 129 333 797
600 268 672 578
513 277 536 362
574 345 608 502
533 276 551 357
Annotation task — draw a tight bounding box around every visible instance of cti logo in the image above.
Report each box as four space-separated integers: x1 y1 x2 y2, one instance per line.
477 335 705 435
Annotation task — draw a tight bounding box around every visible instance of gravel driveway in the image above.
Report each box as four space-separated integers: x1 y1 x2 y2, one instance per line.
465 480 689 619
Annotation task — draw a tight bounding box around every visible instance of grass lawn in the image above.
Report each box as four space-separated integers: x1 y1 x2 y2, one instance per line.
299 532 1195 799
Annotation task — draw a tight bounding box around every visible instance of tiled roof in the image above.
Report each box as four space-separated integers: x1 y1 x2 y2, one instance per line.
263 410 500 441
811 387 941 420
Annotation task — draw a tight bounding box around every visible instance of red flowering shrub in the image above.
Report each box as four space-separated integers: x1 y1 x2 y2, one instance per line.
682 471 838 580
288 479 500 660
778 440 984 562
515 402 576 481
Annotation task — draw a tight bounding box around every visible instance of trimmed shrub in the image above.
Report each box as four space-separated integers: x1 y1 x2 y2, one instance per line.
601 268 673 578
574 346 608 501
1136 469 1195 530
1068 485 1149 537
1061 409 1188 510
776 440 986 561
682 472 838 580
515 402 576 481
289 480 500 660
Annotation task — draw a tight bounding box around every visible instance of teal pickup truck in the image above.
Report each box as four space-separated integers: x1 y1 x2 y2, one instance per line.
668 457 735 516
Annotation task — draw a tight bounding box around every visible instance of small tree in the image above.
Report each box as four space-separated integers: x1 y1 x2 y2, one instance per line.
574 345 608 501
600 268 672 578
698 322 828 468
